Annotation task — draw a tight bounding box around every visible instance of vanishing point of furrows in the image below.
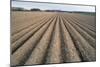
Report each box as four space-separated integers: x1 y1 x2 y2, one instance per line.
11 11 96 66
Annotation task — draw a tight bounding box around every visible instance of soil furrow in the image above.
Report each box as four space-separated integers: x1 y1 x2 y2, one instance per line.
25 14 57 65
62 16 96 61
11 15 51 43
11 15 56 53
62 15 96 48
59 15 81 62
11 14 56 65
45 15 62 64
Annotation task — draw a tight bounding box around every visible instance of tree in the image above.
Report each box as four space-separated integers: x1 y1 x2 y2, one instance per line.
12 7 25 11
30 8 41 11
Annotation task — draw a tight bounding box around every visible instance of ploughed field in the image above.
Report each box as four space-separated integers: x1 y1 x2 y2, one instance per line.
11 11 96 66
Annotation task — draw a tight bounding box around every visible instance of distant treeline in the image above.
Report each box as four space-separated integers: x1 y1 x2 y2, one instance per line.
12 7 27 11
12 7 96 16
71 11 96 16
11 7 71 12
12 7 42 11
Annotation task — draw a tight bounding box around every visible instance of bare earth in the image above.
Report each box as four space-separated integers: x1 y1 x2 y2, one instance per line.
11 11 96 66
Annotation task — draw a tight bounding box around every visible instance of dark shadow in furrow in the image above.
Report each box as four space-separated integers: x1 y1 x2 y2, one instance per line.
58 15 63 63
73 22 96 39
62 15 96 49
67 15 96 33
70 15 95 31
41 15 58 64
11 16 56 66
12 15 55 54
59 16 67 63
11 16 51 43
62 17 96 61
44 16 58 64
62 15 95 33
63 15 96 39
62 18 84 61
71 15 96 28
11 15 47 35
61 16 81 62
45 15 62 64
20 16 57 65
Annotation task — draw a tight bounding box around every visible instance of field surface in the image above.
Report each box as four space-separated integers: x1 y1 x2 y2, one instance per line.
11 11 96 66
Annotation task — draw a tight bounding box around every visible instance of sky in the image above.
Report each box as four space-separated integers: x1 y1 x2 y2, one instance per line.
12 1 95 12
13 0 96 5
